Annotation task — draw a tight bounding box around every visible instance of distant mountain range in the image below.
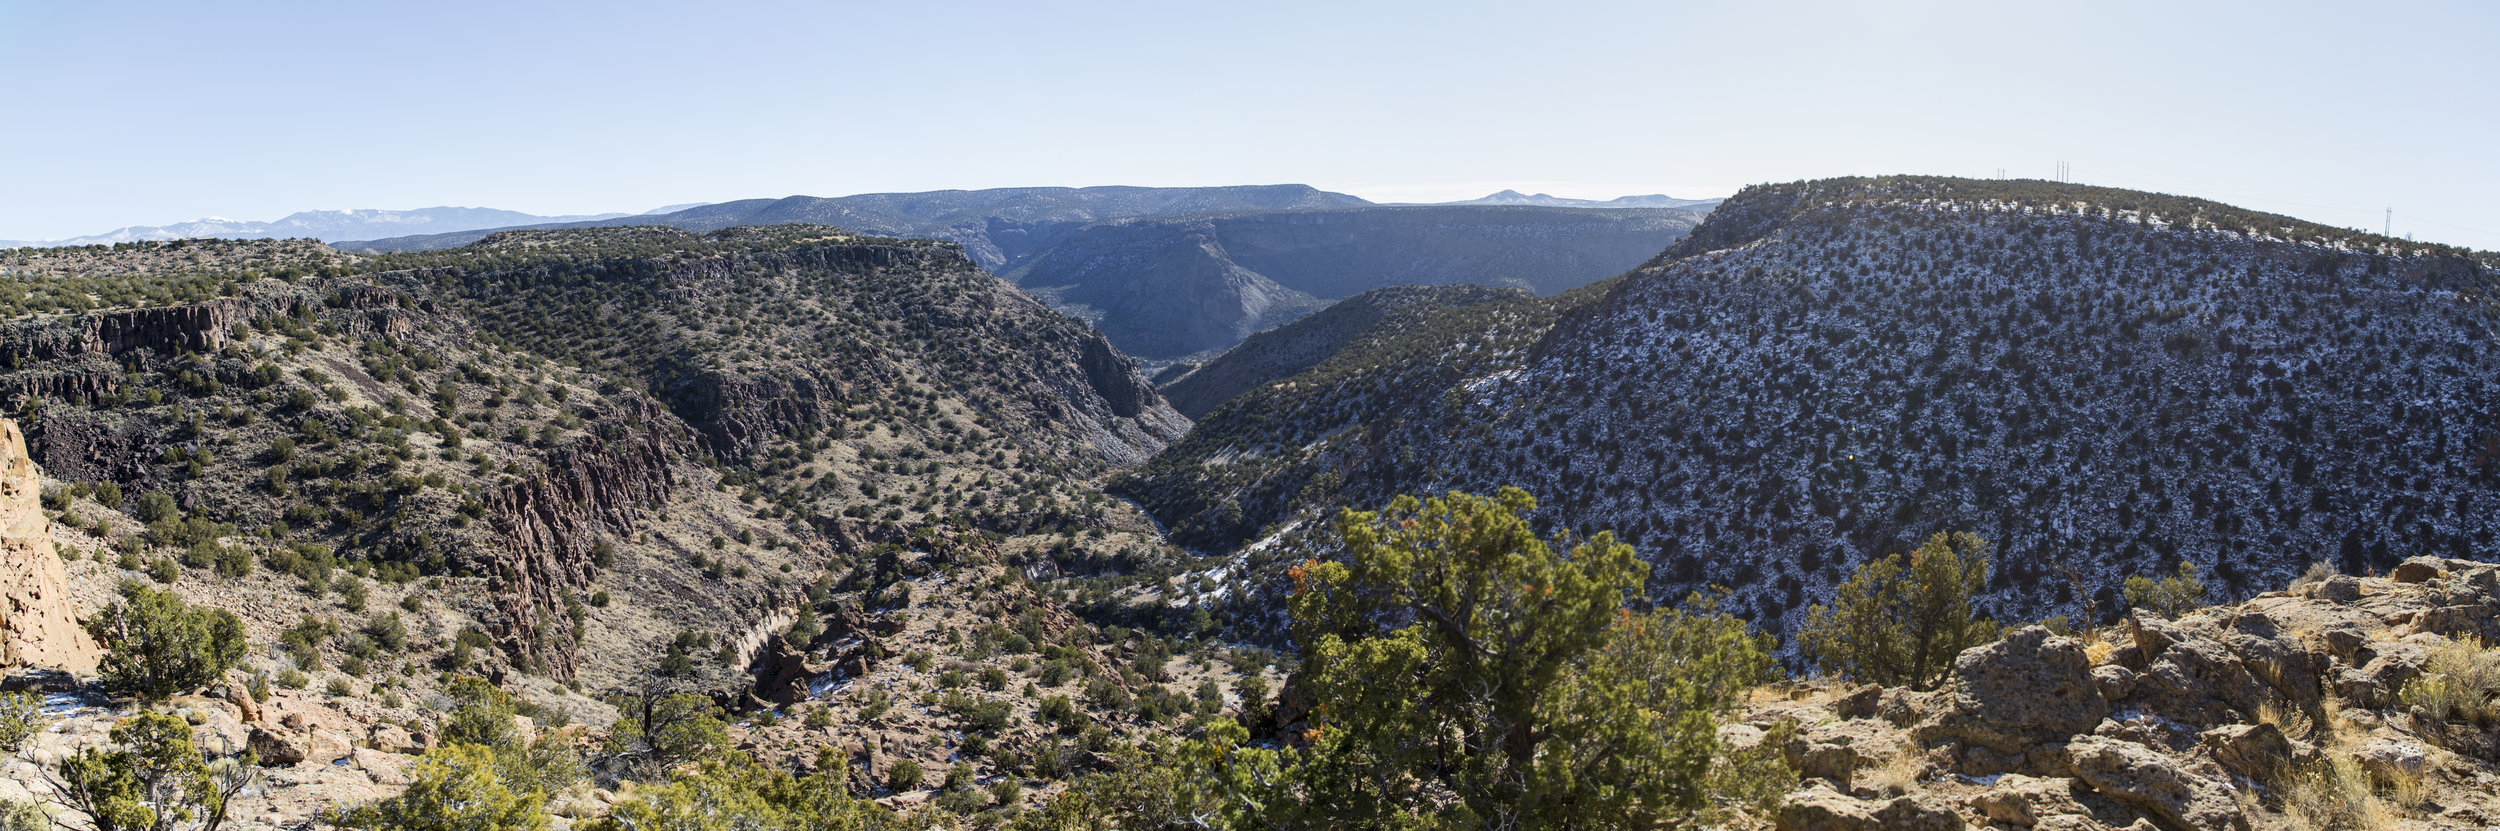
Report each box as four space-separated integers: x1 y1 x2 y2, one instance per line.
8 188 1717 254
1438 189 1723 210
6 206 699 248
329 185 1376 268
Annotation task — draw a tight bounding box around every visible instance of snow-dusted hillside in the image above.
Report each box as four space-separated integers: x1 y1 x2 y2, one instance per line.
1135 176 2500 642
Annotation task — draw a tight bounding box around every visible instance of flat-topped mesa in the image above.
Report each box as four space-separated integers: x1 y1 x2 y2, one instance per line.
0 417 99 674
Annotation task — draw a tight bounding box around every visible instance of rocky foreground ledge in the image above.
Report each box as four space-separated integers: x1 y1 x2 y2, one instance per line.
1748 557 2500 831
10 551 2500 828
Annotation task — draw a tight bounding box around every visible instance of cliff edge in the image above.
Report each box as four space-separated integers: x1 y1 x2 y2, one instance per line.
0 417 98 674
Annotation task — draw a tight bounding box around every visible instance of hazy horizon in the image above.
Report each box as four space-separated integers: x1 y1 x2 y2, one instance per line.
3 0 2493 249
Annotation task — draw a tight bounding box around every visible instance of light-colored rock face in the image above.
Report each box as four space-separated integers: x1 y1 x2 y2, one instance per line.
0 417 98 674
1748 560 2500 830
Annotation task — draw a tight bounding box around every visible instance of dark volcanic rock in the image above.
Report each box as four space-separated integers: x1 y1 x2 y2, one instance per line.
1079 332 1155 419
480 399 687 679
664 368 830 461
0 298 249 365
1916 627 2106 770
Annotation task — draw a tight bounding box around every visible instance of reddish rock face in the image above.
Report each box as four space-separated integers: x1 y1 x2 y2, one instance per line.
0 417 100 674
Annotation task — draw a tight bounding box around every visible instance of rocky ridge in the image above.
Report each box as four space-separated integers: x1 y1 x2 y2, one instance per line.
1154 283 1538 419
0 226 1253 825
1750 556 2500 830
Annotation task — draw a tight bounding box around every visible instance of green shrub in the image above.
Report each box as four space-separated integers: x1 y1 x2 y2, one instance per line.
943 693 1013 734
215 545 252 578
2123 560 2210 620
134 492 179 523
0 692 46 752
885 758 924 792
600 691 731 779
1039 694 1084 734
331 743 545 831
365 613 410 650
585 752 887 831
1799 531 2002 691
1269 488 1783 826
85 581 248 700
52 712 256 831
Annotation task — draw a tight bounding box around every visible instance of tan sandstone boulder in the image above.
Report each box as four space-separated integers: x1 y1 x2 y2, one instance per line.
0 417 99 674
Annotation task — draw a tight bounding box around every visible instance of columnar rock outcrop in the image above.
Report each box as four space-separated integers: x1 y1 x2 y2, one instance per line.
0 417 99 674
480 399 687 679
0 298 249 365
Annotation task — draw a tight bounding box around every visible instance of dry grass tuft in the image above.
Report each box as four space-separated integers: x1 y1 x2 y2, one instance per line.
2401 635 2500 726
2257 698 2316 743
2289 559 2339 591
2278 692 2418 829
1860 746 1923 796
2386 763 2429 816
2280 754 2405 830
2084 638 2117 666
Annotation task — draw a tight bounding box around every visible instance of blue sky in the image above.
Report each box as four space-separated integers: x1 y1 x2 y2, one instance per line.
2 0 2493 248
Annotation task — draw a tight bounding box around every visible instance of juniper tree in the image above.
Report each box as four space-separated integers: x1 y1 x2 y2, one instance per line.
1244 488 1785 828
1798 531 2001 691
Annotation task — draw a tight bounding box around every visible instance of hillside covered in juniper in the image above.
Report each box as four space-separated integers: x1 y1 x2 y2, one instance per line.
1129 175 2500 642
0 225 1193 699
